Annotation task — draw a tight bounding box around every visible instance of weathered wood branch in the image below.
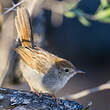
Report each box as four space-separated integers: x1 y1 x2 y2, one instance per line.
0 0 3 33
64 81 110 99
0 87 84 110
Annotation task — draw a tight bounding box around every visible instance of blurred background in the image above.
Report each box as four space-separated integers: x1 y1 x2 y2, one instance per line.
0 0 110 110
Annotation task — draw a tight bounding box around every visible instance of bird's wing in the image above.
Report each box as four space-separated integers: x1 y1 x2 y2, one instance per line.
15 46 53 74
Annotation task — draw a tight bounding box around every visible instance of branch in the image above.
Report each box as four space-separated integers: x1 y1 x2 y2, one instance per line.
0 87 84 110
0 0 3 32
3 0 80 16
27 0 45 16
64 81 110 99
3 0 25 15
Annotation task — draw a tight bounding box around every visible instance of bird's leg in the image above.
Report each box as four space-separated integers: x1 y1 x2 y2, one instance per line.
49 93 57 99
27 82 39 94
31 87 39 94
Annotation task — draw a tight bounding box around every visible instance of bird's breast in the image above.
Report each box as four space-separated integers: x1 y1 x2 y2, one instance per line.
19 60 52 94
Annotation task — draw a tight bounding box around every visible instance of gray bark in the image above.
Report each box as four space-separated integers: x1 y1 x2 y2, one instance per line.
0 87 84 110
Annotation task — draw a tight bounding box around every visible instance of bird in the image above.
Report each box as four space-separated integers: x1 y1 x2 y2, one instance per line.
15 7 84 95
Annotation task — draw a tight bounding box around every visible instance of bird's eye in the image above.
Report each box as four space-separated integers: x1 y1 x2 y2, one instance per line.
64 68 69 72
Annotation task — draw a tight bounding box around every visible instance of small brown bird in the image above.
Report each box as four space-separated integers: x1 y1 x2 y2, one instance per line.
15 8 84 95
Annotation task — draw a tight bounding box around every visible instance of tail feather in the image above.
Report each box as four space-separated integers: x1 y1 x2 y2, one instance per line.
15 8 33 47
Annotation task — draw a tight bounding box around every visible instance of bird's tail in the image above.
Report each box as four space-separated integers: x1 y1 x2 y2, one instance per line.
15 7 33 48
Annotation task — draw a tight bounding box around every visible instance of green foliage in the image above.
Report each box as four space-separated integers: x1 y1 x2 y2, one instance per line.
100 0 109 8
98 17 110 23
64 1 90 26
78 16 91 26
94 8 110 19
64 0 110 26
64 11 75 18
66 1 79 10
64 0 79 19
94 0 110 23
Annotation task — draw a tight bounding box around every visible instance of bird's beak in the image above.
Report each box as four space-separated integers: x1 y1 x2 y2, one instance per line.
75 70 85 74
